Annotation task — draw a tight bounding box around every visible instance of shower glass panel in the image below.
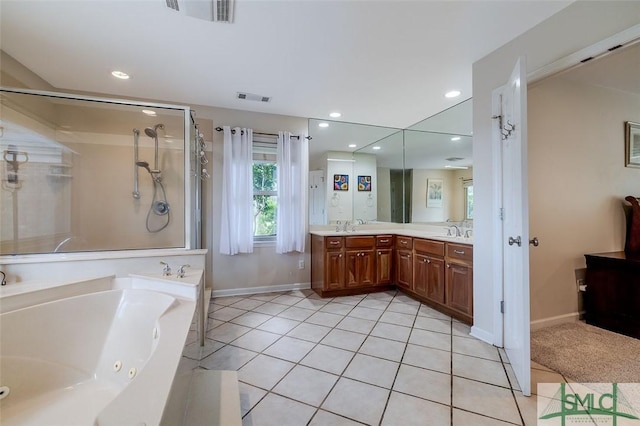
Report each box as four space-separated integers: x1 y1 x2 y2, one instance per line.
0 88 191 255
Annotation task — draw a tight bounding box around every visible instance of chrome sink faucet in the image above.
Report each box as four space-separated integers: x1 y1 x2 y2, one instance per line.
449 225 462 237
177 264 190 278
160 261 172 276
342 220 351 232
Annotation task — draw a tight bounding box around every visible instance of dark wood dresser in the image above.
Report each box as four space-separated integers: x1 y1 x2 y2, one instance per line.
584 251 640 339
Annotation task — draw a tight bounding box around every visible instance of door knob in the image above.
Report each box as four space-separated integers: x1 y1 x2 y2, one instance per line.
529 237 539 247
508 236 522 246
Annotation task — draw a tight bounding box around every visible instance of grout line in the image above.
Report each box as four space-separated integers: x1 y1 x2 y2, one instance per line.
450 317 455 426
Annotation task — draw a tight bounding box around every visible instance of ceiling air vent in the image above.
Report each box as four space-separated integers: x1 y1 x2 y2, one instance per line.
165 0 234 23
237 92 271 103
446 157 464 162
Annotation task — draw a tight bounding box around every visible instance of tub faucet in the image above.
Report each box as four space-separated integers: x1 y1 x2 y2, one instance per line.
177 264 190 278
0 270 6 286
160 261 172 276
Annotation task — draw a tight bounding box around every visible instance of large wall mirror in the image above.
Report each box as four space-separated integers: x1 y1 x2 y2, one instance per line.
308 99 472 225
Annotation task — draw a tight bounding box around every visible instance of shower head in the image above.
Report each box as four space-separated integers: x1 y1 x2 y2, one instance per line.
136 161 152 173
144 123 165 138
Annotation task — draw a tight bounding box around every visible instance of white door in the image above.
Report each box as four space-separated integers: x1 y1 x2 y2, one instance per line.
499 57 531 396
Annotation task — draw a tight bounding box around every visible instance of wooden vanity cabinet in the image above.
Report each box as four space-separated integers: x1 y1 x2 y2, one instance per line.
445 243 473 321
345 236 376 288
395 236 413 290
375 235 394 285
413 239 445 304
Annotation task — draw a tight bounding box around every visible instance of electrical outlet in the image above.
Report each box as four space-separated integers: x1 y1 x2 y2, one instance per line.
298 260 305 269
576 278 586 292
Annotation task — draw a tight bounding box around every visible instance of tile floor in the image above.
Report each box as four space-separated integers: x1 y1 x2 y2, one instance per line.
179 289 572 426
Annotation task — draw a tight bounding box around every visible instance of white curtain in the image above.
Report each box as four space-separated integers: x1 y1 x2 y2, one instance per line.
276 131 308 254
219 126 254 255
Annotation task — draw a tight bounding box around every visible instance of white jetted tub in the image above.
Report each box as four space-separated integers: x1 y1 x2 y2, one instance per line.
0 272 201 426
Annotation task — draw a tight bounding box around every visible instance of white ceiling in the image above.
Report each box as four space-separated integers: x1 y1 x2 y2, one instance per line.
0 0 572 129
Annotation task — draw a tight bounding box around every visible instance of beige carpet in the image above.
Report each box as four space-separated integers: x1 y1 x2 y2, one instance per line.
531 321 640 383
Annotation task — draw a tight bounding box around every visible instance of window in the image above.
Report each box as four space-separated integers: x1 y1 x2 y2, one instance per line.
253 140 277 241
463 179 473 220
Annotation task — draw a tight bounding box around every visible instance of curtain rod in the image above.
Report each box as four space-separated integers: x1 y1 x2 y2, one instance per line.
215 127 312 140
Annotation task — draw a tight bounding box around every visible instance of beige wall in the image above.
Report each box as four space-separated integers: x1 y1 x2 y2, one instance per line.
528 75 640 322
411 168 472 223
195 106 310 292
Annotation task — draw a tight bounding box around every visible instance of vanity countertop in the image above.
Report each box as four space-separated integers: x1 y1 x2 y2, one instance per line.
309 225 473 245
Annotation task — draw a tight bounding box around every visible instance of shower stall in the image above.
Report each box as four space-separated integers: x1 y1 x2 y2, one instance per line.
0 87 204 255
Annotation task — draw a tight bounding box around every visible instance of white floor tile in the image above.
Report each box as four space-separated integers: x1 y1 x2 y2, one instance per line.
200 345 257 370
277 306 315 321
300 344 355 375
248 293 282 302
238 354 295 390
263 336 315 362
273 365 339 406
343 353 399 389
309 410 363 426
333 294 367 306
210 306 248 321
379 311 416 327
182 339 225 360
408 328 452 351
413 316 452 334
294 297 329 310
382 391 450 426
452 336 500 362
336 316 376 334
418 304 451 320
453 409 515 426
402 343 451 374
286 322 332 343
371 322 412 342
321 329 367 352
252 302 288 316
271 294 305 306
257 317 300 335
386 302 420 315
453 353 511 388
229 298 266 311
230 311 273 328
238 382 267 417
231 329 281 352
347 306 383 321
207 322 252 343
452 377 521 424
242 393 316 426
305 311 344 328
322 377 390 425
358 335 406 362
393 364 451 405
320 302 355 315
358 298 391 311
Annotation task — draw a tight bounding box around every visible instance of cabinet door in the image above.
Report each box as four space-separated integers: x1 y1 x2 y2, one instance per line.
414 254 429 296
325 251 345 290
426 257 445 304
396 250 413 290
446 262 473 316
376 249 393 285
346 250 375 288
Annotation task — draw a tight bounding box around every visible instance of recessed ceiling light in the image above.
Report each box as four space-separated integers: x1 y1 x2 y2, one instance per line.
142 109 157 116
329 112 342 118
348 144 357 148
445 90 461 98
318 122 329 128
111 70 130 80
372 146 381 150
450 136 461 141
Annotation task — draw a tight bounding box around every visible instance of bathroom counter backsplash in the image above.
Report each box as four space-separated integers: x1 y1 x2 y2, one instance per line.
309 223 473 245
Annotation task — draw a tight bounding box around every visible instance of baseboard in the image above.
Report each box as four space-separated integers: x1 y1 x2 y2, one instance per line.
210 282 311 298
470 326 495 345
530 312 581 331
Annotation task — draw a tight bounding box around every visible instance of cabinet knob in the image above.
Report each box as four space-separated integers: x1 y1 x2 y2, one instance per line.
378 251 382 255
446 264 451 268
339 254 343 258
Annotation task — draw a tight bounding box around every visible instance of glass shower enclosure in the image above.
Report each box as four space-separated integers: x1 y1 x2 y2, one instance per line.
0 87 202 255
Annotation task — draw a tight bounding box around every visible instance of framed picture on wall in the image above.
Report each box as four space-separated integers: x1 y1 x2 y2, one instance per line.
427 178 443 208
626 121 640 168
334 174 349 191
358 175 371 191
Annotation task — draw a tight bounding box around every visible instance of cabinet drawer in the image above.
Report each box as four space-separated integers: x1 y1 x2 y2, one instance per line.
376 235 393 247
414 239 445 257
345 236 375 248
396 236 413 249
446 243 473 262
325 237 343 249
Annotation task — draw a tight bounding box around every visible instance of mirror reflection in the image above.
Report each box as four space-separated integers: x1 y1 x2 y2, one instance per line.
308 99 473 225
